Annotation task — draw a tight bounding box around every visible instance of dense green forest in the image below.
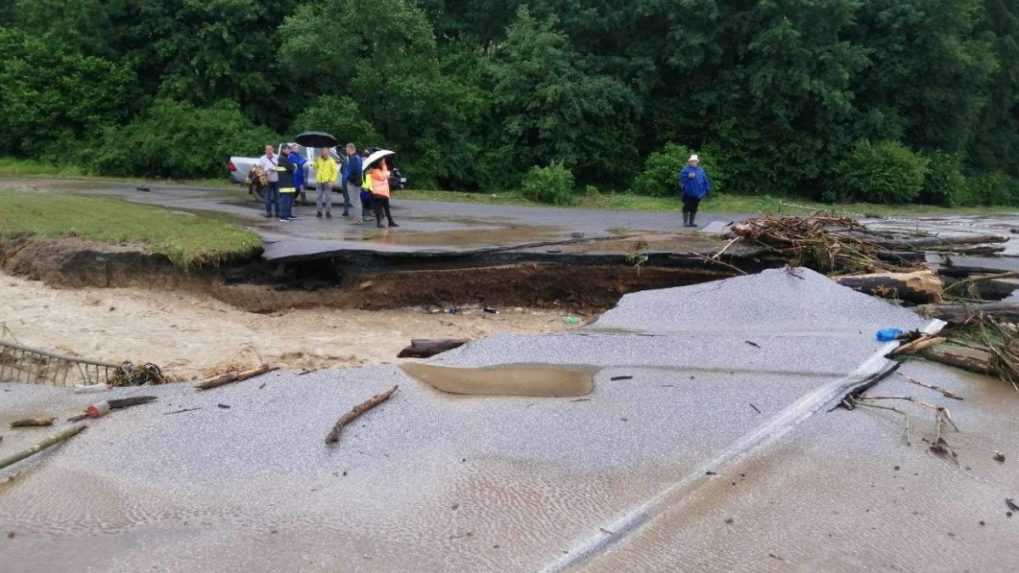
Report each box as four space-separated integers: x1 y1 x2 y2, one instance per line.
1 0 1016 205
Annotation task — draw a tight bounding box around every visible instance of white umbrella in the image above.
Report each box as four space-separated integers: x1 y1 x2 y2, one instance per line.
363 149 395 171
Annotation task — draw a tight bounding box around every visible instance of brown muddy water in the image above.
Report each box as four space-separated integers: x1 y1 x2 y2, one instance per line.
400 363 596 397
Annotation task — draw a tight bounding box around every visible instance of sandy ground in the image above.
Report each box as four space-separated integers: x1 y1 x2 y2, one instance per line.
0 273 577 381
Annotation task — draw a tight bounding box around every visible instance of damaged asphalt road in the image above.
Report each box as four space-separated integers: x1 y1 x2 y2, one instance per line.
2 269 1018 572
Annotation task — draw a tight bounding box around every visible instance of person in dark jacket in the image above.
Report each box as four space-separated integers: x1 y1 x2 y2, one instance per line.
678 153 711 228
283 145 307 206
340 143 364 223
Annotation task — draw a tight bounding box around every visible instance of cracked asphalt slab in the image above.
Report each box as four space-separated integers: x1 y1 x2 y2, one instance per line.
6 269 1007 572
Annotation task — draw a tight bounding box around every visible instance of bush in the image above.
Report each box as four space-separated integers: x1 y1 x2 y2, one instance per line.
631 143 726 197
521 162 576 205
834 141 928 204
631 143 689 196
93 99 277 179
919 152 966 206
957 171 1015 206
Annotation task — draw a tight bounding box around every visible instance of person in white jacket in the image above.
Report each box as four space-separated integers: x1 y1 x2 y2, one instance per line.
257 145 280 218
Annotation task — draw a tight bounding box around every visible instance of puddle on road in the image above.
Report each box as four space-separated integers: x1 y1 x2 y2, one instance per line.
357 227 564 247
400 363 595 397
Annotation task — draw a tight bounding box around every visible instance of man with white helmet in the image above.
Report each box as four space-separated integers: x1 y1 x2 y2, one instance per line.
678 153 711 228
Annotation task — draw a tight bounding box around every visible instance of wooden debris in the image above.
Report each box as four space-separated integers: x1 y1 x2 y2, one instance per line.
921 345 995 377
325 385 399 445
836 269 944 304
890 336 946 357
0 425 86 471
397 339 468 359
195 364 277 391
10 416 56 428
900 374 963 400
918 302 1019 324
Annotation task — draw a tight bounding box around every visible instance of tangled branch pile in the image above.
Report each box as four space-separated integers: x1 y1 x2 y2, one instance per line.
730 216 911 274
110 362 167 386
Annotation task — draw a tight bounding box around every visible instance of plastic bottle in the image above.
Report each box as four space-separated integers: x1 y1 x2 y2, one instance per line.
875 328 903 342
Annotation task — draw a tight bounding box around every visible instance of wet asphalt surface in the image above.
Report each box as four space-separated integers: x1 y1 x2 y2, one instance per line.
8 180 741 258
5 269 1017 572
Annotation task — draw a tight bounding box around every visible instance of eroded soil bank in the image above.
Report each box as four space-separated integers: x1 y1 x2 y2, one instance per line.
0 236 742 313
0 236 743 379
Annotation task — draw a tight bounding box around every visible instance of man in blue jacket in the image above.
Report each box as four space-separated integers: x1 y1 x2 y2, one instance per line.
340 143 364 223
678 153 711 228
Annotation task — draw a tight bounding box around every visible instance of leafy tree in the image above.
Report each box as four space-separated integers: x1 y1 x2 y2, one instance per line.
852 0 998 153
0 28 135 157
486 7 640 186
292 96 380 148
14 0 292 124
969 0 1019 177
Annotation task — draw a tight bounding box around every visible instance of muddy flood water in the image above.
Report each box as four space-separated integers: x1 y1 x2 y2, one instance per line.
400 363 595 397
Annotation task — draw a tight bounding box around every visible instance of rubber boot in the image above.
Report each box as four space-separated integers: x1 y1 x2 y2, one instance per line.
682 211 690 227
688 212 697 228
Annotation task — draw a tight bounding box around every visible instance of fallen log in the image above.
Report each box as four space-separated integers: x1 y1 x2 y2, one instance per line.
928 254 1019 278
195 364 277 391
918 302 1019 324
397 339 468 359
0 425 86 471
10 416 56 428
325 385 398 445
870 234 1008 249
836 269 944 304
921 346 995 377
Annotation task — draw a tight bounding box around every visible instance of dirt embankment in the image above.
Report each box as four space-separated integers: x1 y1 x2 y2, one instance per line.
0 237 738 313
0 236 731 379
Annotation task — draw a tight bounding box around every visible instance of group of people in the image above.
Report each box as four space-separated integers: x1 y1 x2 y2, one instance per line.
252 143 397 228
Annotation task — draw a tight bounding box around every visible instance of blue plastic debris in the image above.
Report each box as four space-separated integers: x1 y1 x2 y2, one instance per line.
875 328 904 342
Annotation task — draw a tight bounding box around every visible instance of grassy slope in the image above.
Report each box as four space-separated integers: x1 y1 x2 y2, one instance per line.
0 189 260 267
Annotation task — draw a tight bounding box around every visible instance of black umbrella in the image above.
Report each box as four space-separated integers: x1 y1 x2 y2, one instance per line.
294 131 338 148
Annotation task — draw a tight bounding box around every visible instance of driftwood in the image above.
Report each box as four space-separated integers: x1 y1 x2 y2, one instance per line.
871 234 1008 250
397 339 468 359
928 254 1019 278
10 416 56 428
195 364 277 391
836 269 943 304
918 302 1019 324
325 385 398 444
0 425 86 471
921 346 995 376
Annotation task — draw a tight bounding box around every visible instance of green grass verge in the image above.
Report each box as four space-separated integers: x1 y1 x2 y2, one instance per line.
0 189 261 268
0 158 89 177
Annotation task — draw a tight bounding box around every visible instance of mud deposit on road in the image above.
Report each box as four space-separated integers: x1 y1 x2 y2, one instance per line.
400 363 595 397
0 274 576 380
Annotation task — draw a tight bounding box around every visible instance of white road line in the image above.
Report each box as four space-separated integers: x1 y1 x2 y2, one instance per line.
539 319 945 573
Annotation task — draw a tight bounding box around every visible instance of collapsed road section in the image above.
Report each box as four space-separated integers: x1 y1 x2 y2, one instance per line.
4 269 1017 573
